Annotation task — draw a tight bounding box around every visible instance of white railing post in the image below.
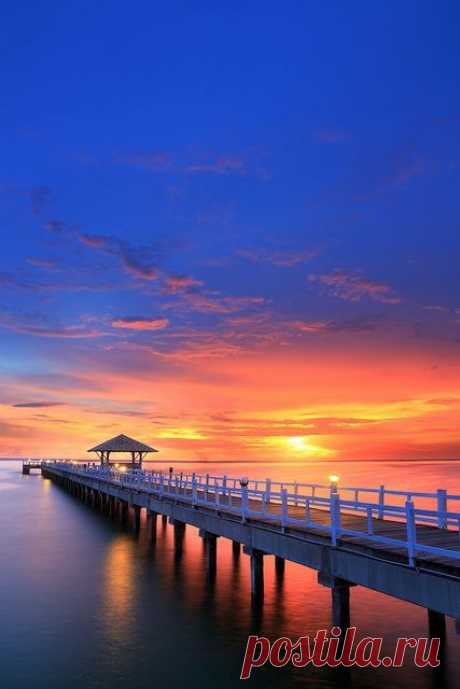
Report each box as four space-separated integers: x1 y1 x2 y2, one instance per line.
405 499 416 566
305 498 311 526
222 475 227 496
294 482 298 506
366 506 373 534
192 476 197 505
264 478 271 504
214 478 219 507
330 493 341 546
378 485 385 519
159 472 164 495
205 473 209 497
437 489 448 528
281 488 288 530
241 485 249 523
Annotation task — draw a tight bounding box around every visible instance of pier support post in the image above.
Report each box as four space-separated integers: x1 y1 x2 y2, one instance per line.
199 530 218 576
331 580 351 630
162 514 168 526
232 541 241 558
428 609 446 640
133 506 141 533
318 572 354 632
275 556 285 577
243 546 264 601
147 512 157 541
171 520 186 556
120 500 129 524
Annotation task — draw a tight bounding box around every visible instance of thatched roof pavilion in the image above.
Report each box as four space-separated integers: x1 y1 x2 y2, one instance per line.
88 434 158 468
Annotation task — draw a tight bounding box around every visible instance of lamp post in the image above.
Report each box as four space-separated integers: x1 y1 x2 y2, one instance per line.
239 477 249 522
329 474 340 494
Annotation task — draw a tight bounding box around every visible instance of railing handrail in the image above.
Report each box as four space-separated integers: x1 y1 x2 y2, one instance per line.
42 461 460 566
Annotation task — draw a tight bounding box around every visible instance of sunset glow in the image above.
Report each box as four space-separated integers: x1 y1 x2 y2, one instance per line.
2 4 460 464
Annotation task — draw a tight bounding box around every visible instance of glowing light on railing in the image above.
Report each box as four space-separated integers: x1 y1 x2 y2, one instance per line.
119 466 127 473
329 474 340 484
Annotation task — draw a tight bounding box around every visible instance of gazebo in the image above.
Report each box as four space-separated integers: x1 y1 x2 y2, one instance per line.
87 433 158 469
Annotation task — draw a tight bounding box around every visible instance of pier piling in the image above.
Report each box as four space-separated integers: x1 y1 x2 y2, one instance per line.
428 609 446 640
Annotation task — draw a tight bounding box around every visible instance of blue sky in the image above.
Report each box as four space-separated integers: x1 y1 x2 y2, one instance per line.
2 1 460 459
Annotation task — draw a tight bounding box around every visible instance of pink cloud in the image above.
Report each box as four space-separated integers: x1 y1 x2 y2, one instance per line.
111 317 169 331
163 275 203 294
290 320 331 333
309 270 401 304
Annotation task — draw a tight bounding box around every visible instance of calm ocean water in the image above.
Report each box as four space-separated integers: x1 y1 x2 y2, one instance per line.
1 459 459 689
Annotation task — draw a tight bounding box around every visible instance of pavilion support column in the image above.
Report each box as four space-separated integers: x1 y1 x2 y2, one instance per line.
428 610 446 641
162 514 168 526
243 546 264 601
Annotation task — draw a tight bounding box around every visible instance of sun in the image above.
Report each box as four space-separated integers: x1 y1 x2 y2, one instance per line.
287 436 308 451
285 435 334 457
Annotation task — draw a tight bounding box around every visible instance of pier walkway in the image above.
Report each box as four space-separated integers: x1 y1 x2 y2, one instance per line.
40 462 460 638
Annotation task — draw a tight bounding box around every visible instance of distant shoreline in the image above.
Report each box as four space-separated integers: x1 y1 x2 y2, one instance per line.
1 457 460 463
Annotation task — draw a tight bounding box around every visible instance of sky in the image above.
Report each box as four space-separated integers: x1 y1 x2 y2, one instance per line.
1 1 460 461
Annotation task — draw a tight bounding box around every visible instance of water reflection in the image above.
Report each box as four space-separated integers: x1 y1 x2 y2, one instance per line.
102 537 136 645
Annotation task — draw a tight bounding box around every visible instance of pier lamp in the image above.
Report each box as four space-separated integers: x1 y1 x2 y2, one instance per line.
239 477 249 488
329 474 339 493
119 466 127 473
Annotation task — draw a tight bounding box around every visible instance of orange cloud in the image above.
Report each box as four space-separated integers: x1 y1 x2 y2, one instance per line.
111 317 169 331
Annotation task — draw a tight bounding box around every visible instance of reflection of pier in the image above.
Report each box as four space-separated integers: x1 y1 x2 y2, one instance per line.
40 462 460 640
22 460 43 475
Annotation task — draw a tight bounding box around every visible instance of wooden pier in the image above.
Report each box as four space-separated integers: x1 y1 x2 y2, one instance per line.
39 462 460 638
22 460 43 475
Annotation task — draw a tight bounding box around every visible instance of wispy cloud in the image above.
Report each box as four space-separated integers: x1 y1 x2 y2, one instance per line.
29 186 52 215
314 128 349 144
186 155 246 175
238 247 317 267
0 311 104 339
13 402 65 408
113 150 173 171
27 257 60 271
111 317 169 331
113 147 268 178
163 275 203 294
309 270 401 304
165 292 265 314
43 219 66 233
290 314 385 334
75 231 159 281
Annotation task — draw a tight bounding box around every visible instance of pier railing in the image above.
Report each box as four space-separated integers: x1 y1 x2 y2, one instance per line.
43 462 460 567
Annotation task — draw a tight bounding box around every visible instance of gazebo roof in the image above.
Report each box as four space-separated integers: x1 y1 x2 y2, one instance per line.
87 433 158 454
